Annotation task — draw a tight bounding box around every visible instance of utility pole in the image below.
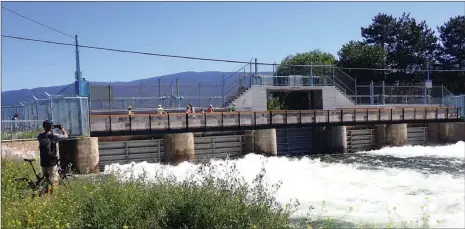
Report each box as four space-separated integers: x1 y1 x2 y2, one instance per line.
74 35 82 96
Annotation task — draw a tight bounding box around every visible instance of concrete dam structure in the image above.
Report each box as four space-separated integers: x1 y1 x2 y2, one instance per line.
52 107 463 172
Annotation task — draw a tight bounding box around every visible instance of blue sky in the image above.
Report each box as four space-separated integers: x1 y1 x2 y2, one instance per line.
1 1 463 91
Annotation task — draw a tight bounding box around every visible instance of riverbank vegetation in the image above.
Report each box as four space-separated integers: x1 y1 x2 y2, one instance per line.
2 158 433 229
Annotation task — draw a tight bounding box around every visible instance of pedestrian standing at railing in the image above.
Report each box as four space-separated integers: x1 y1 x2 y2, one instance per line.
189 104 196 113
157 105 166 114
127 106 134 115
229 103 236 112
11 113 19 121
207 105 214 112
11 113 19 132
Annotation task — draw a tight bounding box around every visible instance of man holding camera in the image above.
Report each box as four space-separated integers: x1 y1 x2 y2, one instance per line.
37 120 68 194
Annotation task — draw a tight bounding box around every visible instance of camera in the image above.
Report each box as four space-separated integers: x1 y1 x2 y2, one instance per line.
53 124 63 129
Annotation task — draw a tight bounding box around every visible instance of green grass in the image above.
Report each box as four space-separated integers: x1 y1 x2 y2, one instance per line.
1 158 434 229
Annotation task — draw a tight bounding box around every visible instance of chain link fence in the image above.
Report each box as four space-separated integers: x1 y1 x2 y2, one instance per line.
1 96 89 137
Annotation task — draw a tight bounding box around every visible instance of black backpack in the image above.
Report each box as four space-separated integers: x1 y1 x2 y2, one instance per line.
38 133 58 166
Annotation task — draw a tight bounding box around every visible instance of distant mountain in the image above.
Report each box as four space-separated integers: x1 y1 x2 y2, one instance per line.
1 71 271 106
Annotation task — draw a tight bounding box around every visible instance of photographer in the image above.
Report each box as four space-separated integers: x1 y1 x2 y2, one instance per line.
36 120 68 194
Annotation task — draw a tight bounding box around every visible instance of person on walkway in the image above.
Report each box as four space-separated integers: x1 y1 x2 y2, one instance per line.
207 105 214 112
185 105 191 113
157 105 166 114
11 113 19 121
127 106 134 115
37 120 68 194
189 104 196 113
229 103 236 112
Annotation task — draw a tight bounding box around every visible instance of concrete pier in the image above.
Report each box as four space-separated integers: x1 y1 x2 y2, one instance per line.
59 137 100 174
244 129 277 156
428 122 465 144
385 123 408 147
163 133 195 164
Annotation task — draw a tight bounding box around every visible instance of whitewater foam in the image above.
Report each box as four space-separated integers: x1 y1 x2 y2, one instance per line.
103 142 464 227
362 141 465 159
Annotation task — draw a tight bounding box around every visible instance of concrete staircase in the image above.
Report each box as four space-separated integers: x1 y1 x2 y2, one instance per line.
224 86 251 107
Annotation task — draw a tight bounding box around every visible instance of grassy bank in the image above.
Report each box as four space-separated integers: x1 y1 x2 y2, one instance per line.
1 158 433 229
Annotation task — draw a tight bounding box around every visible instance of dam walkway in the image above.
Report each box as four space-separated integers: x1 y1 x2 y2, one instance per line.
89 107 461 136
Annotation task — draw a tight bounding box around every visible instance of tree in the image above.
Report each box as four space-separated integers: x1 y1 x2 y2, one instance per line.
360 13 398 68
438 15 465 69
436 15 465 93
336 40 387 84
276 50 336 86
361 13 439 85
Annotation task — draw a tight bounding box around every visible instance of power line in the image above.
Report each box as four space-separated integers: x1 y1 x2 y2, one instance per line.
2 6 74 39
2 34 275 65
2 34 464 73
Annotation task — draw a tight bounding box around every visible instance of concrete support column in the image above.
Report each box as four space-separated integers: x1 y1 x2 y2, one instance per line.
327 126 347 154
429 122 465 144
59 137 99 174
163 133 195 164
385 123 408 147
374 124 386 149
244 129 277 156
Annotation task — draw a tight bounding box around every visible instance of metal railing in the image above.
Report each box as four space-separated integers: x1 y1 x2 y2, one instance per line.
89 107 460 136
355 84 455 105
1 120 44 141
443 95 465 118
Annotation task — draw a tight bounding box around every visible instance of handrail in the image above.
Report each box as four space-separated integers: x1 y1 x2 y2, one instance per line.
90 107 459 118
90 107 461 136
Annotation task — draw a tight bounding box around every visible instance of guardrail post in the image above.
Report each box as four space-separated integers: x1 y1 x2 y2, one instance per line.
109 115 112 136
270 111 273 125
402 108 405 121
238 112 241 127
221 112 224 130
204 113 207 129
149 114 152 132
284 111 288 125
167 113 171 130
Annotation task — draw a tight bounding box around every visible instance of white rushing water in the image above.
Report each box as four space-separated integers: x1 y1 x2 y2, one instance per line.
104 141 465 228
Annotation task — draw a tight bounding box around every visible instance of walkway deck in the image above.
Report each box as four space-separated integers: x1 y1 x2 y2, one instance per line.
90 107 461 136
